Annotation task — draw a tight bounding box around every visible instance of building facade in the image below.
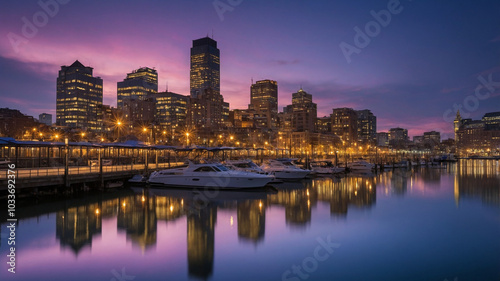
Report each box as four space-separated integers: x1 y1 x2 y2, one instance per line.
153 91 189 136
331 108 358 143
39 113 52 126
188 37 226 132
117 67 158 109
283 89 317 133
249 79 278 129
388 127 408 148
356 109 376 144
56 60 103 132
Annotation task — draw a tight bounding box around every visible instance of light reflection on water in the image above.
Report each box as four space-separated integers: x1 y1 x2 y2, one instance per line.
1 160 499 281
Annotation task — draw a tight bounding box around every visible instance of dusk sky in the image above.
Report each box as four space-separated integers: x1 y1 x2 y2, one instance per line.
1 0 499 138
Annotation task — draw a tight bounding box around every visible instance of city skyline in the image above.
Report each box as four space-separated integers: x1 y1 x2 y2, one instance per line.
1 0 499 138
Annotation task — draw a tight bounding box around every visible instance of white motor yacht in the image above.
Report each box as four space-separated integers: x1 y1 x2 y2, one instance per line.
348 160 375 171
260 159 311 179
309 160 345 174
224 159 268 174
148 161 274 189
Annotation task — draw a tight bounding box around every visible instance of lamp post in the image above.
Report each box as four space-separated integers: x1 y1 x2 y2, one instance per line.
116 120 122 141
186 132 190 146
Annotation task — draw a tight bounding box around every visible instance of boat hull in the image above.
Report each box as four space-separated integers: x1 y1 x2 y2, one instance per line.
148 173 273 189
270 170 310 179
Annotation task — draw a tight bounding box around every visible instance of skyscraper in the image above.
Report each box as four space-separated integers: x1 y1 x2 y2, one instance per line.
190 37 220 97
249 79 278 129
188 37 226 131
117 67 158 108
356 109 376 144
56 60 103 132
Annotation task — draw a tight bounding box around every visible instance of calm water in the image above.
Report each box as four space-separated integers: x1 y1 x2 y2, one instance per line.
1 160 499 281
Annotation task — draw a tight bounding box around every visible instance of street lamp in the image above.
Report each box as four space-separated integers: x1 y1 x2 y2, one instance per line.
186 132 190 146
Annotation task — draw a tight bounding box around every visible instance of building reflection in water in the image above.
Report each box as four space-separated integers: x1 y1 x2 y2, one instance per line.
187 203 217 280
314 176 376 216
390 169 410 196
455 159 500 206
117 194 157 251
237 200 265 244
56 203 102 254
268 181 312 228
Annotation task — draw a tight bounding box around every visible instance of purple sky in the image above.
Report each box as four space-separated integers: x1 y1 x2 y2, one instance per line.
1 0 499 138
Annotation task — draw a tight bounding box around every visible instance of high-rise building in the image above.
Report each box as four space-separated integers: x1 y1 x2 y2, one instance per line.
188 37 226 131
284 88 317 132
153 91 189 135
331 108 358 143
249 80 278 129
117 67 158 109
56 60 103 132
356 109 376 144
39 113 52 126
190 37 220 97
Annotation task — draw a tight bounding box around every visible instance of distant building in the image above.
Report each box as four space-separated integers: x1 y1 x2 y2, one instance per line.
153 91 189 135
456 111 500 151
388 127 408 147
413 135 424 144
356 109 376 144
188 37 227 131
316 116 332 134
249 79 278 129
423 131 441 145
56 60 103 132
331 108 358 143
283 88 317 132
122 98 156 128
117 67 158 109
376 132 389 147
0 108 38 139
39 113 52 126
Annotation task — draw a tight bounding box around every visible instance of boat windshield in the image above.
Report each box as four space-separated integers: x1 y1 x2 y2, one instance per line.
215 165 229 171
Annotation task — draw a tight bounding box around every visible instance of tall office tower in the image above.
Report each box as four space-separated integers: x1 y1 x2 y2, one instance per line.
117 67 158 108
56 60 103 132
190 37 220 97
331 108 358 143
188 37 226 130
249 79 278 129
356 109 376 144
287 88 317 132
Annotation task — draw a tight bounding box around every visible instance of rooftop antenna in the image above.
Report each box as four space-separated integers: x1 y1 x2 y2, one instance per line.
251 77 253 84
166 81 168 92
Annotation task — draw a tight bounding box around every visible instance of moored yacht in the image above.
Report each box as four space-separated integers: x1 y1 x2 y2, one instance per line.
260 159 311 179
348 160 375 171
309 160 345 174
224 159 267 174
148 161 274 189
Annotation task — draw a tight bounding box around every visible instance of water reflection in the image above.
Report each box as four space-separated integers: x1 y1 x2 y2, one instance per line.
117 195 157 250
6 163 499 280
455 159 500 206
56 204 102 254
